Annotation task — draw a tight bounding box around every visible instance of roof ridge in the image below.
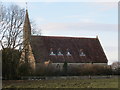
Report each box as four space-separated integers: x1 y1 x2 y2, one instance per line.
31 35 97 39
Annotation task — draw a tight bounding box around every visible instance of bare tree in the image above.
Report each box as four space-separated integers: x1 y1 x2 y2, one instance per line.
31 20 42 36
0 3 42 79
0 3 41 50
0 4 25 50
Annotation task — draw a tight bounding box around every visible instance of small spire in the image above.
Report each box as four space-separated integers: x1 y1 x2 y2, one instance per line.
26 2 28 10
96 35 98 39
23 5 31 48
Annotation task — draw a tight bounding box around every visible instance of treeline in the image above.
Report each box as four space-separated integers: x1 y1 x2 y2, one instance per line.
2 48 34 80
2 48 21 80
2 48 120 80
35 63 120 76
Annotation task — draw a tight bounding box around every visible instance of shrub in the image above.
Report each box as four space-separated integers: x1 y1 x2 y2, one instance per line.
2 48 21 80
62 61 68 75
34 63 113 76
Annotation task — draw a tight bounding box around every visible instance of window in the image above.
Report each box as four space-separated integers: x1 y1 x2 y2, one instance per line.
66 51 71 56
58 51 63 56
57 48 63 56
80 52 85 56
66 49 71 56
50 51 56 55
79 49 86 56
50 48 56 56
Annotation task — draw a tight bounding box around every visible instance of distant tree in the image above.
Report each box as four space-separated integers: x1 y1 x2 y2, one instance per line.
111 61 120 75
111 61 120 70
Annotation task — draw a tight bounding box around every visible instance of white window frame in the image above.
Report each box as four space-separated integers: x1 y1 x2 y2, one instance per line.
58 51 63 56
50 51 56 56
66 51 71 56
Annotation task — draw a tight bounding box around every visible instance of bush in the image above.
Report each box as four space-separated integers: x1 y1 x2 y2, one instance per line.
112 68 120 75
35 63 58 76
18 63 34 76
34 63 113 76
67 64 113 76
2 48 21 80
62 61 68 75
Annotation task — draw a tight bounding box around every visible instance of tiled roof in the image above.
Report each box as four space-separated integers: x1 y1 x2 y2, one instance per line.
30 36 108 63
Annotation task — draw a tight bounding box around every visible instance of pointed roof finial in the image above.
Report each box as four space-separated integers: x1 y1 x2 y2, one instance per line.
96 35 98 39
26 2 28 10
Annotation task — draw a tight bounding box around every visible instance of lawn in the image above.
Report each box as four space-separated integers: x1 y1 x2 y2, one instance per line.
2 77 118 88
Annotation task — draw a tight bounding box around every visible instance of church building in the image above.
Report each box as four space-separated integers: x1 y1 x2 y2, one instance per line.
20 10 108 71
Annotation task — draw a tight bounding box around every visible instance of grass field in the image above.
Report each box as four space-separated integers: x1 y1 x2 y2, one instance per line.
3 77 118 88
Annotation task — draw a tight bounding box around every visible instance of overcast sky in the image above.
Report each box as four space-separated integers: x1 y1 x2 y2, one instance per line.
2 1 118 65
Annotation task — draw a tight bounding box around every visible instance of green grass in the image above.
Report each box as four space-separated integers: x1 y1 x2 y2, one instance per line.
3 78 118 88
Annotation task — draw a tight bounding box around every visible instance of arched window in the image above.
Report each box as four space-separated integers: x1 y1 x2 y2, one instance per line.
58 51 63 56
66 49 71 56
79 49 86 56
57 48 63 56
50 48 56 56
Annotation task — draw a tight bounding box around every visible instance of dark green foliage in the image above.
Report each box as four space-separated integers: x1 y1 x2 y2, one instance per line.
35 64 115 76
62 61 68 75
112 67 120 75
18 63 33 76
2 48 35 80
67 64 113 76
35 64 62 76
2 48 21 80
